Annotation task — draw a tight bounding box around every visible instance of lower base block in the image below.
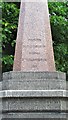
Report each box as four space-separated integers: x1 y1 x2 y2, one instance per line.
1 90 68 120
1 72 68 120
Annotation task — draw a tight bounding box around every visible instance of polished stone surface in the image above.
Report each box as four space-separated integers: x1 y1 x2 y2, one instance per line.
13 1 55 71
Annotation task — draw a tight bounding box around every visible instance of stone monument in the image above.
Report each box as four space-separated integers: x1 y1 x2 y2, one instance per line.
0 0 68 119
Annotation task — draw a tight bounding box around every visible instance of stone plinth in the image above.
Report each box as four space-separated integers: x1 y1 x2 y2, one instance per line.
2 71 66 90
0 72 68 119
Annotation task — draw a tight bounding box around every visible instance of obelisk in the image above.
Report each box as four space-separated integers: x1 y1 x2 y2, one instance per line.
13 0 55 71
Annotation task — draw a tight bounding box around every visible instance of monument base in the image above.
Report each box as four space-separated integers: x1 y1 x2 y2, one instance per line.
0 71 68 119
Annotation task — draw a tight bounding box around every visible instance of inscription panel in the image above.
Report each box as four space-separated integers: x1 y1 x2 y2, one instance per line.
21 39 48 71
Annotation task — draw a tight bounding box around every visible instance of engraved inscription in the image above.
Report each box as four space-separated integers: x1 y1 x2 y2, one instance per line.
29 52 40 54
28 38 41 41
22 45 46 48
22 58 46 61
22 37 47 70
31 64 38 68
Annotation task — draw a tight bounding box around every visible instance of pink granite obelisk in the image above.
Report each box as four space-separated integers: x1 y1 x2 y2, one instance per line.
13 0 55 71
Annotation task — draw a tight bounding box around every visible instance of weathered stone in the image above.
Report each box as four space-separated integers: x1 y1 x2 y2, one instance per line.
3 71 66 80
2 72 66 90
1 89 67 119
2 113 67 120
0 90 68 98
1 71 68 119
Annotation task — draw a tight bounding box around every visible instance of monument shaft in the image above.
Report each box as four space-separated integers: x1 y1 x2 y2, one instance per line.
13 1 55 71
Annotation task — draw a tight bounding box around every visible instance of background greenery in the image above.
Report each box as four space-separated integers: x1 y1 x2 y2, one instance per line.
1 2 68 73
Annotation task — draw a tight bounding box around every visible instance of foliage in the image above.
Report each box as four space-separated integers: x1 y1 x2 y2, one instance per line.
2 2 68 73
48 2 68 72
2 2 20 72
2 55 13 71
0 3 2 74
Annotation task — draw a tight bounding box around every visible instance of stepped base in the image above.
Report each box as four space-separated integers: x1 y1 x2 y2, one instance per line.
2 113 68 120
0 71 68 119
